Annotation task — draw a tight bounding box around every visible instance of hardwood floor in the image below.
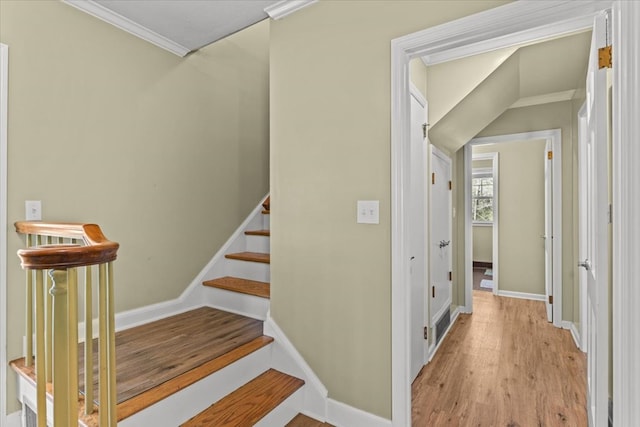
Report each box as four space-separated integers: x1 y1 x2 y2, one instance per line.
412 290 587 426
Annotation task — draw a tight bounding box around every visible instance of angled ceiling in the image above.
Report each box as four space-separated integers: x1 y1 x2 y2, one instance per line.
63 0 317 56
425 31 592 153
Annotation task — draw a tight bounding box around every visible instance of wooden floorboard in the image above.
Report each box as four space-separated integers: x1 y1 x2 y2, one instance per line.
181 369 304 427
286 413 334 427
78 307 264 405
203 276 270 299
412 290 587 426
245 229 270 236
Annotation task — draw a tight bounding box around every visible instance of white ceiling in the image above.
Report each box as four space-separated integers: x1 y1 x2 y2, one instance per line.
63 0 316 56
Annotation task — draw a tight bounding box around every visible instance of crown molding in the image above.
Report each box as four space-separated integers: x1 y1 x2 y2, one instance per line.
63 0 191 57
264 0 317 20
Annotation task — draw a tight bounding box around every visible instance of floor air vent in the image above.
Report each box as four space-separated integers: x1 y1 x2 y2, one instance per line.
435 307 451 345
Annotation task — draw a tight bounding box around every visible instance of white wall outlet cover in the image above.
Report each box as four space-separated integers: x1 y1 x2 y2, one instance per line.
25 200 42 221
357 200 380 224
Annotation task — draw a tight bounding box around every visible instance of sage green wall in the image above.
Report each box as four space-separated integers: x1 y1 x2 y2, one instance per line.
269 0 509 418
475 140 547 294
0 1 269 413
477 101 577 319
473 226 493 263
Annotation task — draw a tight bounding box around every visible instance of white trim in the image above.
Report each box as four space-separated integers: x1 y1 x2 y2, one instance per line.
468 151 499 298
0 43 8 427
264 0 317 20
6 411 21 427
416 1 603 66
62 0 190 57
391 4 605 424
612 1 640 425
468 130 562 325
497 290 546 302
326 399 392 427
561 320 582 351
409 83 426 108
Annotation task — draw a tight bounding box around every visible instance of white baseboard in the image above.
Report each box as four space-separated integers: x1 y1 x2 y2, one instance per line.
497 290 546 301
562 320 583 351
6 411 21 427
327 399 391 427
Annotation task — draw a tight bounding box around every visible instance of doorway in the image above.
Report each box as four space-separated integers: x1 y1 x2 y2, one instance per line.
464 130 562 325
390 3 614 425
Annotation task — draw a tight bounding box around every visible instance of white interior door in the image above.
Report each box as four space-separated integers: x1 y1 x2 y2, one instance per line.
582 12 610 427
430 147 452 328
409 90 427 382
543 140 553 322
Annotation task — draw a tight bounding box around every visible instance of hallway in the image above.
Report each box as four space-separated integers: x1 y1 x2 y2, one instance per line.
412 291 586 426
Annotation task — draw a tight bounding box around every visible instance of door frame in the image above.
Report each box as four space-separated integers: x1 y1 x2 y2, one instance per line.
467 150 499 297
464 130 562 326
390 2 619 425
577 102 588 352
1 42 9 426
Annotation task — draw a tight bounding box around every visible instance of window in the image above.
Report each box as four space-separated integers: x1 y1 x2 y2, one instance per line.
472 169 493 223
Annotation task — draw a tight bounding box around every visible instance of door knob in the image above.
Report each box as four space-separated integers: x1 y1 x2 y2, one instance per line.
577 259 592 271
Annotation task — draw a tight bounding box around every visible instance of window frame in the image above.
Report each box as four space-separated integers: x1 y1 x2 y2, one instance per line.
471 167 494 225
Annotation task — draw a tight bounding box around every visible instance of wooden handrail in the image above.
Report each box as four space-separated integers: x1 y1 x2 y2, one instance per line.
15 222 119 269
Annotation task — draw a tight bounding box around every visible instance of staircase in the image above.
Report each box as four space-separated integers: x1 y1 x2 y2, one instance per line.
11 196 332 426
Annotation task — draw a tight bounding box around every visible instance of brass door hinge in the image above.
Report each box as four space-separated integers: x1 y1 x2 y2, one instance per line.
449 180 452 190
432 286 435 298
448 271 452 281
549 295 554 304
548 151 553 160
424 326 428 340
422 123 427 139
599 45 612 69
432 173 435 185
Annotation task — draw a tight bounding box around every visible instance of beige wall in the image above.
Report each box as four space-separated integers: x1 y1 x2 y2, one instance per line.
477 101 577 318
270 0 509 418
475 140 547 294
473 226 493 263
0 1 269 412
410 58 427 100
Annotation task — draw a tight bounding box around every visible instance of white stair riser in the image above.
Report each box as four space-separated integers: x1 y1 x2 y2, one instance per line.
225 259 270 282
262 214 270 230
203 288 269 320
119 345 273 427
254 387 304 427
245 234 270 253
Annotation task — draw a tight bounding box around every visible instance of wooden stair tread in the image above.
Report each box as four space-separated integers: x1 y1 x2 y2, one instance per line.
261 209 270 215
286 413 335 427
245 229 270 236
225 251 270 264
203 276 270 299
181 369 304 427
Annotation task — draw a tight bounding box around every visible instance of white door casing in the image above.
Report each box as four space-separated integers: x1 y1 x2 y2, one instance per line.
0 43 8 426
429 146 451 328
408 86 428 382
583 11 610 427
578 102 588 352
391 3 622 425
544 139 554 322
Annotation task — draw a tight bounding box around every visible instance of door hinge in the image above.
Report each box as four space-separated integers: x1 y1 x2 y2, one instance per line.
598 45 612 69
424 326 428 340
547 151 553 160
448 271 452 281
608 204 613 224
448 180 452 190
432 172 435 185
432 286 435 298
422 123 427 139
549 295 553 304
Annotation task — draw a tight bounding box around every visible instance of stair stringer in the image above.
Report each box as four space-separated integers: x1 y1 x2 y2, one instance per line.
264 315 329 422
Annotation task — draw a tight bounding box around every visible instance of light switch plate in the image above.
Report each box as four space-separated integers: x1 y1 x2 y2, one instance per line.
25 200 41 221
357 200 379 224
